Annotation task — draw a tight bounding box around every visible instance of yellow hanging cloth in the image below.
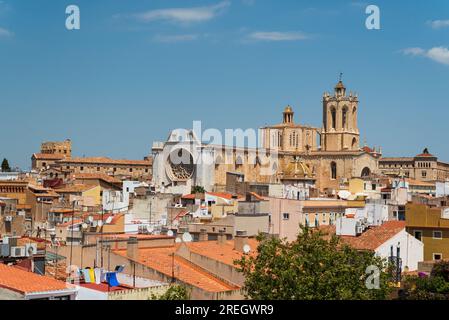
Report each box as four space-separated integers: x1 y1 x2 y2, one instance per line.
88 268 96 284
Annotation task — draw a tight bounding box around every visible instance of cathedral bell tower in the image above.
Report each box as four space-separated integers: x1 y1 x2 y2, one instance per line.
321 79 360 151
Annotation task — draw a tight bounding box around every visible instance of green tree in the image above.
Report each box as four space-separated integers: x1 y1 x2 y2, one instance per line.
154 285 191 300
1 158 11 172
191 185 205 194
235 225 392 300
400 261 449 300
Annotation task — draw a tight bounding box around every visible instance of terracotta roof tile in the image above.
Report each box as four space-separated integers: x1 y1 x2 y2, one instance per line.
32 153 66 160
321 221 406 251
54 184 97 193
185 239 258 267
114 245 239 293
60 157 152 166
0 264 75 295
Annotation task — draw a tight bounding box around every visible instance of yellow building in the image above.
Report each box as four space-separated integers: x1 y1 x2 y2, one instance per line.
405 202 449 261
54 184 102 208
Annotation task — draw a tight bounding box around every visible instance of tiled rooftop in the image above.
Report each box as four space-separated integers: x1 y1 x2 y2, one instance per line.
0 264 75 295
114 244 240 293
60 157 152 166
321 221 406 251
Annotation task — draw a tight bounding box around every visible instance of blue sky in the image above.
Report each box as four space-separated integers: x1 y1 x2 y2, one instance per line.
0 0 448 169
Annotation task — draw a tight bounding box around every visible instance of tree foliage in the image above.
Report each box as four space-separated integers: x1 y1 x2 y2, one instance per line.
235 225 392 300
1 158 11 172
191 185 205 194
154 284 191 300
400 261 449 300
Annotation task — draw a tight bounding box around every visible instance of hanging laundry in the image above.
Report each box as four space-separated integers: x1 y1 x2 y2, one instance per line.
82 269 91 283
94 268 101 285
106 272 120 287
88 268 96 284
100 269 107 283
115 265 125 273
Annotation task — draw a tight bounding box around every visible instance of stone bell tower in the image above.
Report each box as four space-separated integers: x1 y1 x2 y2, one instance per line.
321 78 360 151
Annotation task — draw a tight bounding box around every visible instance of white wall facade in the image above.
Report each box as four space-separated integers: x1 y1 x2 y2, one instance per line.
375 229 424 271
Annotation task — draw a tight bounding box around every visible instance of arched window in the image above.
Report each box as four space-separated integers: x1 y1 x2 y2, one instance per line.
235 155 243 169
331 162 337 180
342 107 348 129
352 137 358 149
352 107 357 127
361 167 371 177
331 108 337 129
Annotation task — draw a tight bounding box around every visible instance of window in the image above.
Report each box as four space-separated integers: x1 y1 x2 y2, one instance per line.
422 171 427 178
97 167 100 171
129 168 133 173
283 213 290 220
80 166 84 171
330 162 337 180
342 107 348 128
433 253 442 261
433 231 443 240
331 108 336 129
414 230 422 241
322 213 326 224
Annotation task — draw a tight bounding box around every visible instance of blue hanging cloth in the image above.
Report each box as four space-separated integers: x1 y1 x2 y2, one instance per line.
106 272 120 287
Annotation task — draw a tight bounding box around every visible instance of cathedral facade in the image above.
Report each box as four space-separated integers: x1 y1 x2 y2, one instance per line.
152 81 381 194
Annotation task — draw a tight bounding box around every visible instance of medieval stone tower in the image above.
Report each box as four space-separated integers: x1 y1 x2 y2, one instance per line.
321 80 360 151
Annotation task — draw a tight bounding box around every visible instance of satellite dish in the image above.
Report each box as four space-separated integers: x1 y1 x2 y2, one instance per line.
82 223 88 230
175 238 182 243
182 232 193 243
167 230 174 237
88 216 93 223
105 216 113 224
97 221 103 227
147 226 154 234
243 244 251 254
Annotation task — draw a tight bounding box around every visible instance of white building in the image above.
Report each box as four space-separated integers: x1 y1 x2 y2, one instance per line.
152 129 216 195
334 220 423 271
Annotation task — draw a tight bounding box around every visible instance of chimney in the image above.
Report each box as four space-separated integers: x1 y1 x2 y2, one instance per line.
199 228 208 242
234 230 248 252
127 237 139 260
217 229 227 245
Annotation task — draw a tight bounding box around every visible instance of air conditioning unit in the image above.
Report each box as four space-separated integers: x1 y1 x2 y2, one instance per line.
10 246 26 258
25 243 38 256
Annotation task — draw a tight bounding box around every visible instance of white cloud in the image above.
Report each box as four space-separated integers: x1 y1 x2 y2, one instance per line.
135 1 230 24
248 31 309 41
428 19 449 29
401 47 426 56
0 27 13 37
402 46 449 66
153 34 200 43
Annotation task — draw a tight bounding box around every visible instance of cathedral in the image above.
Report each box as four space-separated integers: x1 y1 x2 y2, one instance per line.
152 80 381 195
